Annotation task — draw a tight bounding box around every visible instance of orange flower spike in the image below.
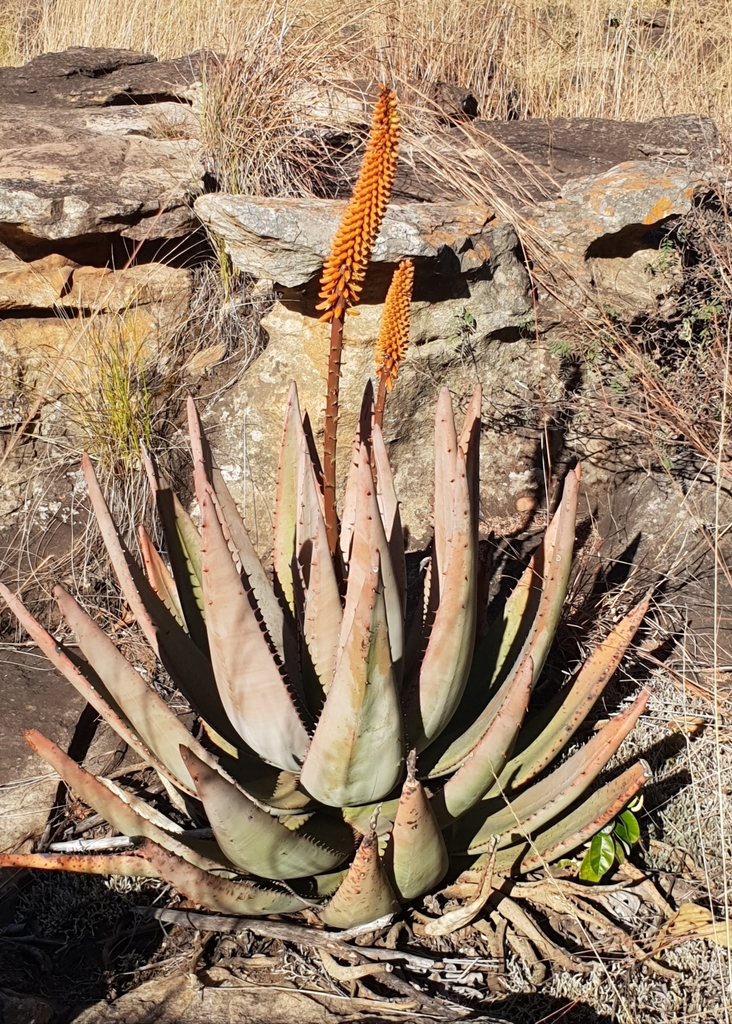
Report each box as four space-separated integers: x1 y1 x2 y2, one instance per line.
316 86 400 321
375 259 415 392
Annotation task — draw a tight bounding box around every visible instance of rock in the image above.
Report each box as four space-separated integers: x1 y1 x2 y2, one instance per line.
589 247 683 311
0 990 54 1024
429 81 479 123
194 195 509 288
0 259 191 313
0 651 86 853
525 161 704 261
0 47 201 107
0 49 205 255
392 114 718 205
0 254 75 310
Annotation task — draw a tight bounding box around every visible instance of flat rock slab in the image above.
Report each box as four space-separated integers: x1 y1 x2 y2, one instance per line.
0 47 201 107
194 195 499 287
396 114 719 205
0 648 86 853
0 49 204 252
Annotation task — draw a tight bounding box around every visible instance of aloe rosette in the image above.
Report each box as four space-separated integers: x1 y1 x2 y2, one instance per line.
0 383 651 927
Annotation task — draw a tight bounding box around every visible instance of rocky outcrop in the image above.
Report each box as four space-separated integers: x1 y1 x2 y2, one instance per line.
0 48 203 256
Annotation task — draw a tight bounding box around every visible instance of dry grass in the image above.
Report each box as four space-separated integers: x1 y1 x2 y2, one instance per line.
1 0 731 127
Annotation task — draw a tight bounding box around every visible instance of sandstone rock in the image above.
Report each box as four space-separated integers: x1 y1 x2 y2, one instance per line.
59 263 191 314
0 254 75 309
194 195 507 287
0 49 205 254
0 258 190 313
205 302 558 554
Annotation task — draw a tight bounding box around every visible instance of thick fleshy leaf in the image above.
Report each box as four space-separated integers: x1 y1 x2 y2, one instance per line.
319 831 399 928
142 448 207 650
458 384 482 524
433 386 458 593
272 382 305 617
300 553 403 807
425 560 538 777
340 382 374 569
467 688 650 851
54 585 211 794
340 444 403 672
383 752 448 901
483 760 652 873
405 442 477 750
187 396 292 672
82 454 240 750
0 582 187 796
493 593 652 794
372 422 406 617
138 525 185 629
181 747 352 879
199 486 309 772
156 488 209 652
297 436 342 694
431 655 533 826
0 850 159 878
136 840 308 914
423 469 579 774
25 730 228 873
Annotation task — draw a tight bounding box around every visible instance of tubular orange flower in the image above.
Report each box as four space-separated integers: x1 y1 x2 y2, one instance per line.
374 259 414 428
375 259 414 391
316 86 400 322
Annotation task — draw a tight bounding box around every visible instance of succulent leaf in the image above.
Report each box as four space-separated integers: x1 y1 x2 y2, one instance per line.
0 582 188 795
372 422 406 617
319 831 399 928
492 593 652 793
486 760 652 872
82 454 240 750
431 655 533 826
297 435 342 695
467 688 650 851
135 839 308 914
25 730 228 873
138 524 185 629
53 585 214 794
181 747 352 879
199 487 310 772
0 850 159 878
273 382 306 617
406 441 477 750
300 552 404 807
384 752 449 901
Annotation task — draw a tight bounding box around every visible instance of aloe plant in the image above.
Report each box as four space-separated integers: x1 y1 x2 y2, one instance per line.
0 85 651 929
0 386 651 926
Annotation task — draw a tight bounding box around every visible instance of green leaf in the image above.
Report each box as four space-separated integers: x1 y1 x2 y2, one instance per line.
584 832 615 881
614 808 640 847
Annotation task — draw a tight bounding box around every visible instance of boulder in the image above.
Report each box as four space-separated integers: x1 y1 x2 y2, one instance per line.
194 195 509 287
0 47 201 107
0 48 204 256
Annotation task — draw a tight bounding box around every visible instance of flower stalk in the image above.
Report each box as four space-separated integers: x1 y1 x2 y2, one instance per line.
317 85 400 553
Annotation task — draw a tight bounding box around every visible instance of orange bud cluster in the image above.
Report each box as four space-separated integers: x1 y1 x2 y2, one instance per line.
375 259 414 390
316 86 399 322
